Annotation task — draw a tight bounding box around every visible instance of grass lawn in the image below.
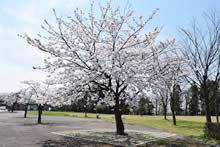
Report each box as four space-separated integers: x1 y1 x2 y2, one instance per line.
27 111 220 144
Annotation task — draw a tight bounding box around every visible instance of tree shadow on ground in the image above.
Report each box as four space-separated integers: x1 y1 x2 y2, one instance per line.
21 122 56 126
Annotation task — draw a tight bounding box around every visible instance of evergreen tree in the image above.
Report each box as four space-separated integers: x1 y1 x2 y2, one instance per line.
170 84 182 115
135 97 154 115
189 84 199 115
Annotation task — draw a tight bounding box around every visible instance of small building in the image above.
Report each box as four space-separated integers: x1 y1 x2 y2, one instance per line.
27 104 38 110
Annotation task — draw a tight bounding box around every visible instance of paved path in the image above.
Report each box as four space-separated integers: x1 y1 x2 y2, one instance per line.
0 111 168 147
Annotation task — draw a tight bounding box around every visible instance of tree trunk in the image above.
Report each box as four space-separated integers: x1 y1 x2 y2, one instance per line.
158 106 160 116
171 109 176 125
38 104 43 124
163 105 167 120
24 104 28 118
114 95 125 135
115 108 124 135
216 96 219 123
170 96 176 125
164 109 167 120
202 81 212 123
185 103 188 115
84 107 87 117
204 95 212 123
11 102 16 112
155 99 158 115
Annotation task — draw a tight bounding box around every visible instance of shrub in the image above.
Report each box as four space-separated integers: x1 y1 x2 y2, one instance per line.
204 123 220 140
96 105 111 114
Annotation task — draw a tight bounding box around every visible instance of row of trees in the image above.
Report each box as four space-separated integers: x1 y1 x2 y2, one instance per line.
57 96 154 115
0 81 217 117
0 80 68 123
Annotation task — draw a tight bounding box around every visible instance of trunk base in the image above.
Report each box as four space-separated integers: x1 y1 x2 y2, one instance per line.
115 109 125 135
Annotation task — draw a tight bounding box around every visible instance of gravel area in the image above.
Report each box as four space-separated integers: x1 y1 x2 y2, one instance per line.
0 111 165 147
0 111 217 147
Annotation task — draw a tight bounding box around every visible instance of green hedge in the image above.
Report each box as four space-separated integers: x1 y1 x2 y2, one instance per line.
204 123 220 140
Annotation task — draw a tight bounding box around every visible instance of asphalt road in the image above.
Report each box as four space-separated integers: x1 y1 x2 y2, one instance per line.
0 111 165 147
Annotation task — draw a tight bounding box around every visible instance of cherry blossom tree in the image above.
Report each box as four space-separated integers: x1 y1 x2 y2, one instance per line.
21 2 179 135
18 88 36 118
21 80 56 123
163 59 189 125
3 92 22 112
152 80 169 120
0 93 7 103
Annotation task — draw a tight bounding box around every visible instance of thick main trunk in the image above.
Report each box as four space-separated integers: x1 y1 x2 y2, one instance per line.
163 105 167 120
216 97 219 123
84 107 87 117
164 109 167 120
205 96 212 123
114 95 125 135
115 107 124 135
171 109 176 125
11 103 16 112
155 99 158 115
202 81 212 123
24 104 28 118
170 96 176 125
216 112 219 124
185 104 188 115
38 104 43 124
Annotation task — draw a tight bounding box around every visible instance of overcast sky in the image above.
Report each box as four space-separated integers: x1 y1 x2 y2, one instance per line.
0 0 219 93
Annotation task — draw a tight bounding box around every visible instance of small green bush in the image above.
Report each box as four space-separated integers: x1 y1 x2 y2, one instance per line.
204 123 220 140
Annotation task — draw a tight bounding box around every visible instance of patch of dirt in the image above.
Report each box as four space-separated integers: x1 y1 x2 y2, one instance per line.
40 137 119 147
40 136 217 147
144 136 217 147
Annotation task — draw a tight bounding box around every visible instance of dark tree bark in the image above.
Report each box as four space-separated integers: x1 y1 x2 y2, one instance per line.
11 102 16 112
215 82 219 123
163 105 167 120
216 96 219 123
114 94 125 135
170 97 176 125
170 84 180 126
38 104 43 124
155 99 158 115
215 61 220 124
162 93 168 120
171 109 176 125
185 104 188 116
24 104 28 118
201 82 212 123
205 97 212 123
